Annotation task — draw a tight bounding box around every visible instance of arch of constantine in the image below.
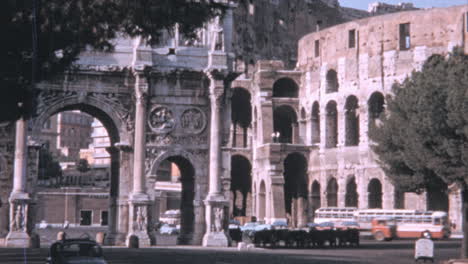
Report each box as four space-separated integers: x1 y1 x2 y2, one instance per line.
0 1 467 247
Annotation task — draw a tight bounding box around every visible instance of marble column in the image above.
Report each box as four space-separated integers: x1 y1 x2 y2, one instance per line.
126 73 151 247
6 118 31 247
203 71 229 247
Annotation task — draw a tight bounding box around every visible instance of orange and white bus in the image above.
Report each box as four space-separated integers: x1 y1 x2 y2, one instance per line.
355 209 451 240
313 207 357 224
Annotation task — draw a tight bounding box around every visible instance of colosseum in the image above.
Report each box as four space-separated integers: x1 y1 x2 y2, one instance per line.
231 4 468 232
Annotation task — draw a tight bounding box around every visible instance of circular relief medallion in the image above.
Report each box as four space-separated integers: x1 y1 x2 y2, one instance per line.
148 107 175 133
180 108 206 134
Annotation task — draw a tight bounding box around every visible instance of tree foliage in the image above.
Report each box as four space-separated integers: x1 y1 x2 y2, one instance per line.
1 0 225 121
38 147 62 180
76 158 90 173
369 48 468 192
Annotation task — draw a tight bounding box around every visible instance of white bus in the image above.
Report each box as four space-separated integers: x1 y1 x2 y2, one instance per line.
355 209 450 236
313 207 357 224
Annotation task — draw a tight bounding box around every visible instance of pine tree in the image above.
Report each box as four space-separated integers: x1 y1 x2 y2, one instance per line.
369 48 468 257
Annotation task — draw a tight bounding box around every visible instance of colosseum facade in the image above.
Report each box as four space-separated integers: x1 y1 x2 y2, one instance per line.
228 5 468 231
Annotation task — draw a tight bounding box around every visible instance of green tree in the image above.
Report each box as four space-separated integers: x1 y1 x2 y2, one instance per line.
76 158 90 173
38 147 62 184
369 48 468 257
1 0 225 121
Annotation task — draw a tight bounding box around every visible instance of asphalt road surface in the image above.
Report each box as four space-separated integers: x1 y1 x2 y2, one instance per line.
0 239 461 264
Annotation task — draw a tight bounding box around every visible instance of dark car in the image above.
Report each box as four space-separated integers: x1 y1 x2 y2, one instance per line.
46 238 107 264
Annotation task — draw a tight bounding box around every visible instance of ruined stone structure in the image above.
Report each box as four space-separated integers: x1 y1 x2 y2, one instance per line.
1 1 466 248
238 5 468 229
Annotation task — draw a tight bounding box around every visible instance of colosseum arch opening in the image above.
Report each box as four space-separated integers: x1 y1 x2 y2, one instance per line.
230 155 252 218
231 87 252 148
368 178 383 209
311 102 320 145
368 92 385 129
273 105 298 144
326 69 339 93
310 180 321 218
284 153 308 227
258 181 266 222
272 78 299 98
345 96 359 146
345 176 358 207
325 101 338 148
326 177 338 207
155 156 195 245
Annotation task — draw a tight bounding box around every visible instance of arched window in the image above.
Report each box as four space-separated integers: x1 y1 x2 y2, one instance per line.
325 101 337 148
299 108 307 144
231 87 252 148
345 95 359 146
311 102 320 144
273 105 298 143
273 78 299 98
326 70 339 93
258 181 266 221
345 176 358 207
326 178 338 207
284 153 308 227
368 178 383 209
368 92 385 129
230 155 252 217
311 181 321 217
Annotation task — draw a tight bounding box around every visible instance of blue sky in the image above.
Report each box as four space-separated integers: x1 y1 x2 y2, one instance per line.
340 0 468 10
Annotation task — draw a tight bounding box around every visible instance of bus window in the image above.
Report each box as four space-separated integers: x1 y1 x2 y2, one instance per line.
434 218 442 225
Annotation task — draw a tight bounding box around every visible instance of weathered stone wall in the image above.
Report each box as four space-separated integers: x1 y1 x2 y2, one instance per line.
246 5 468 227
292 5 467 223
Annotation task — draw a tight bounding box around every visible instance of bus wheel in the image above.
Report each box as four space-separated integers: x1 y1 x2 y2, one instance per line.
374 231 385 242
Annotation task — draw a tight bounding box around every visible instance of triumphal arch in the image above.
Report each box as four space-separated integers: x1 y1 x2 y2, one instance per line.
1 3 238 247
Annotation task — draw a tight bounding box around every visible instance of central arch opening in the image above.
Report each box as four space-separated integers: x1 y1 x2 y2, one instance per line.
155 155 195 245
283 153 308 227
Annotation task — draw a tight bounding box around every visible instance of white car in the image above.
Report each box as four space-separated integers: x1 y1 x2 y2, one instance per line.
159 224 179 235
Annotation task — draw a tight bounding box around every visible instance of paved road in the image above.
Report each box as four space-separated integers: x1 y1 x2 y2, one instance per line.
1 239 462 264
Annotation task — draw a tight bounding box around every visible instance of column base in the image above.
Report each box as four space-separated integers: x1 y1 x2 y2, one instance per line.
126 231 151 248
202 231 229 247
5 231 30 248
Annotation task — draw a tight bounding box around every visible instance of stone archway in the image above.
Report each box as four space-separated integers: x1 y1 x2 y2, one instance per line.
258 181 266 222
327 177 338 207
149 150 205 245
29 93 132 244
230 155 252 218
310 180 321 219
273 105 298 144
231 88 252 148
368 178 383 209
283 152 308 227
345 176 358 207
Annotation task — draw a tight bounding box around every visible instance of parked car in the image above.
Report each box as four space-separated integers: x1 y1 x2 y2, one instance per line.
46 238 107 264
316 221 335 230
159 224 180 235
159 209 181 225
254 224 273 231
229 219 241 229
336 221 360 230
240 222 259 232
272 220 288 229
